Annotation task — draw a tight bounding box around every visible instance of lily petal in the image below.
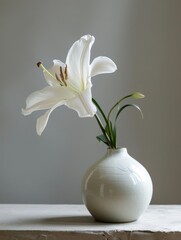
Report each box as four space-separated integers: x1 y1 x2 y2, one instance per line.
66 35 95 90
22 86 75 115
90 56 117 77
65 87 96 117
36 101 64 136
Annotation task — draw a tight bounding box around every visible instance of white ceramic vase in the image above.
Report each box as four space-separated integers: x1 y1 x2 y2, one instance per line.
82 148 153 223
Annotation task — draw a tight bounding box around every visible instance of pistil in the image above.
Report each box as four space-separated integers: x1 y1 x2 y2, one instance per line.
37 61 57 81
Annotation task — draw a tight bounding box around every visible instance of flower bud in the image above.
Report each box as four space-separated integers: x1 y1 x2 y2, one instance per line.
132 92 145 99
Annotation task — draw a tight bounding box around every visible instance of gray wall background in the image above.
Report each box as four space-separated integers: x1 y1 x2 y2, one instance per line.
0 0 181 204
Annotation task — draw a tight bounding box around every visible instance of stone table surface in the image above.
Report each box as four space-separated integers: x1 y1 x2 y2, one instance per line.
0 204 180 239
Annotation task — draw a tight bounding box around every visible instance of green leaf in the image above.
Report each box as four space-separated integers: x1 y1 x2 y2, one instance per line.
96 134 109 146
107 92 145 121
115 104 143 124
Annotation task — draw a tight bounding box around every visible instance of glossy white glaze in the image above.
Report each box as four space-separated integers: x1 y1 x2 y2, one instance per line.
82 148 153 222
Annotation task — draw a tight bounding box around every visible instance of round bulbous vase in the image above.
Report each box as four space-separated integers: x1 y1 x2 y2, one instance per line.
82 148 153 223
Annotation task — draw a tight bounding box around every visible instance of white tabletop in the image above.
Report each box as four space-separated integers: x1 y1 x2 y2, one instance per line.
0 204 180 239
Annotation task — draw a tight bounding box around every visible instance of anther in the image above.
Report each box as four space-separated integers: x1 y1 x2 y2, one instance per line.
55 73 63 86
60 67 64 81
60 67 67 87
62 78 67 86
65 65 68 80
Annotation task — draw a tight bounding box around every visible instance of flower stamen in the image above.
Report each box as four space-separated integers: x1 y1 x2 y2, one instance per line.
65 64 68 80
60 67 67 86
59 66 64 81
55 73 63 86
36 61 80 93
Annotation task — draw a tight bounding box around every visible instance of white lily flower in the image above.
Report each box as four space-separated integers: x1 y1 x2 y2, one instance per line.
22 35 117 135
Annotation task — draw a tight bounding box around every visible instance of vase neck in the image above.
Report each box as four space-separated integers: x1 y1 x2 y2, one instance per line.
107 147 127 156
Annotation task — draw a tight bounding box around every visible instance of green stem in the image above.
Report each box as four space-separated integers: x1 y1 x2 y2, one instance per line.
106 94 134 148
107 120 114 148
107 94 132 122
92 98 114 147
94 114 111 146
92 98 108 125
